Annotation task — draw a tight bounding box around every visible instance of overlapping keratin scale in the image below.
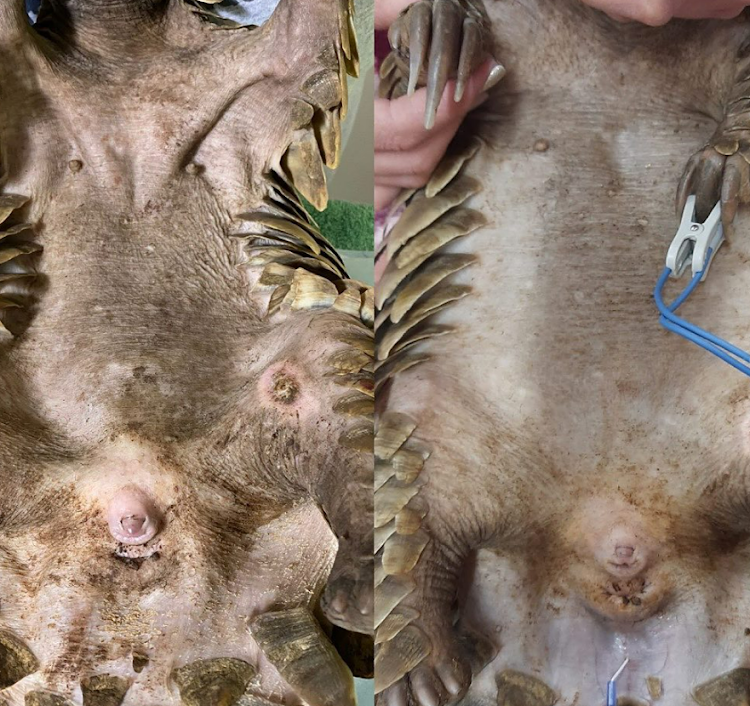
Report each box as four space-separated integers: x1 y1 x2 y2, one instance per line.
374 136 488 693
238 149 374 499
271 0 359 212
376 136 486 388
373 412 432 693
0 194 40 339
238 210 373 468
250 608 357 706
173 658 256 706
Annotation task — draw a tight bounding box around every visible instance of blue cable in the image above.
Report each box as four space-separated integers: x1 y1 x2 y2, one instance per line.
606 678 617 706
654 248 750 377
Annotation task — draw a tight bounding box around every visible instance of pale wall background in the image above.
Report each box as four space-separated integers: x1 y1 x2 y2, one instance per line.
329 0 374 207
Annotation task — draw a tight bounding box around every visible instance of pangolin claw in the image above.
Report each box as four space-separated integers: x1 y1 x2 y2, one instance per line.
384 0 497 129
678 52 750 234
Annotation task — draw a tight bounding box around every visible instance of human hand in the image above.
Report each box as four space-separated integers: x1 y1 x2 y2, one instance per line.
375 58 495 210
376 0 414 28
580 0 748 25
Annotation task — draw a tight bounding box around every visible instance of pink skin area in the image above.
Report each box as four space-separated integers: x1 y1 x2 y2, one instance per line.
591 521 652 580
581 0 748 25
106 486 163 545
563 498 675 621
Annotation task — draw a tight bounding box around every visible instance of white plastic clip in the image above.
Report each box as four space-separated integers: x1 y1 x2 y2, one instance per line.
666 195 724 281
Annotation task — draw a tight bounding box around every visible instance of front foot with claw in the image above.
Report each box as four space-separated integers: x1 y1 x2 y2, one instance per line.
380 0 502 128
677 55 750 234
677 132 750 236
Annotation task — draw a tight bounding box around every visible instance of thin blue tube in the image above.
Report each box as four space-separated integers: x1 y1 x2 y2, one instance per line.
654 249 750 377
606 680 617 706
659 316 750 376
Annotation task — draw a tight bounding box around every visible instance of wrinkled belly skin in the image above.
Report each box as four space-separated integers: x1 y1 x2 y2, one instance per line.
0 0 372 704
375 4 750 706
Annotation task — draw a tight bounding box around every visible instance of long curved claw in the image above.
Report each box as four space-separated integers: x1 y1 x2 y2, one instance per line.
693 148 726 221
678 50 750 233
677 142 750 237
385 0 497 126
424 0 463 130
721 154 744 235
676 150 701 217
455 17 483 102
378 680 408 706
410 665 450 706
408 2 432 96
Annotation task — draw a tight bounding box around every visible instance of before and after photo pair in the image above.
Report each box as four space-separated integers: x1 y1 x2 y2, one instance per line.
2 1 750 706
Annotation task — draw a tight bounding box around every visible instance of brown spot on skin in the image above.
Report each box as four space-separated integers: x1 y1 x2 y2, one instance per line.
68 159 83 172
533 138 550 152
271 371 299 404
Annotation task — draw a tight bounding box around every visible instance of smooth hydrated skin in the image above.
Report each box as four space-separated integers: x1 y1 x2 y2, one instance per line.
377 3 750 706
0 1 372 704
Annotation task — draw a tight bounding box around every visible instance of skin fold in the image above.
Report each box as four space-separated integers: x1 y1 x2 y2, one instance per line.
0 1 373 705
375 2 750 705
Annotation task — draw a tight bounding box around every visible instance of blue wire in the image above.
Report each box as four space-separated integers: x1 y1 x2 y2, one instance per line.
606 679 617 706
659 315 750 377
655 260 750 363
654 249 750 377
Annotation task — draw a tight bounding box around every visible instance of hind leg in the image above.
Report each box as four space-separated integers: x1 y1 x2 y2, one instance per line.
375 412 474 706
374 408 521 706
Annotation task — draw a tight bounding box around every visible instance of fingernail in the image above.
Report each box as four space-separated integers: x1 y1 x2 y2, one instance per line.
482 60 506 92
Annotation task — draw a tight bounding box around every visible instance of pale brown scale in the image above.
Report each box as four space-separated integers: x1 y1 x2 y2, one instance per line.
495 671 558 706
375 625 432 694
693 669 750 706
373 32 495 701
0 631 39 690
249 609 356 706
172 659 256 706
79 675 130 706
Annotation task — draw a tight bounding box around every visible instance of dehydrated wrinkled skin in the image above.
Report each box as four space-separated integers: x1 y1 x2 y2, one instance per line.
0 1 372 705
376 3 750 706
